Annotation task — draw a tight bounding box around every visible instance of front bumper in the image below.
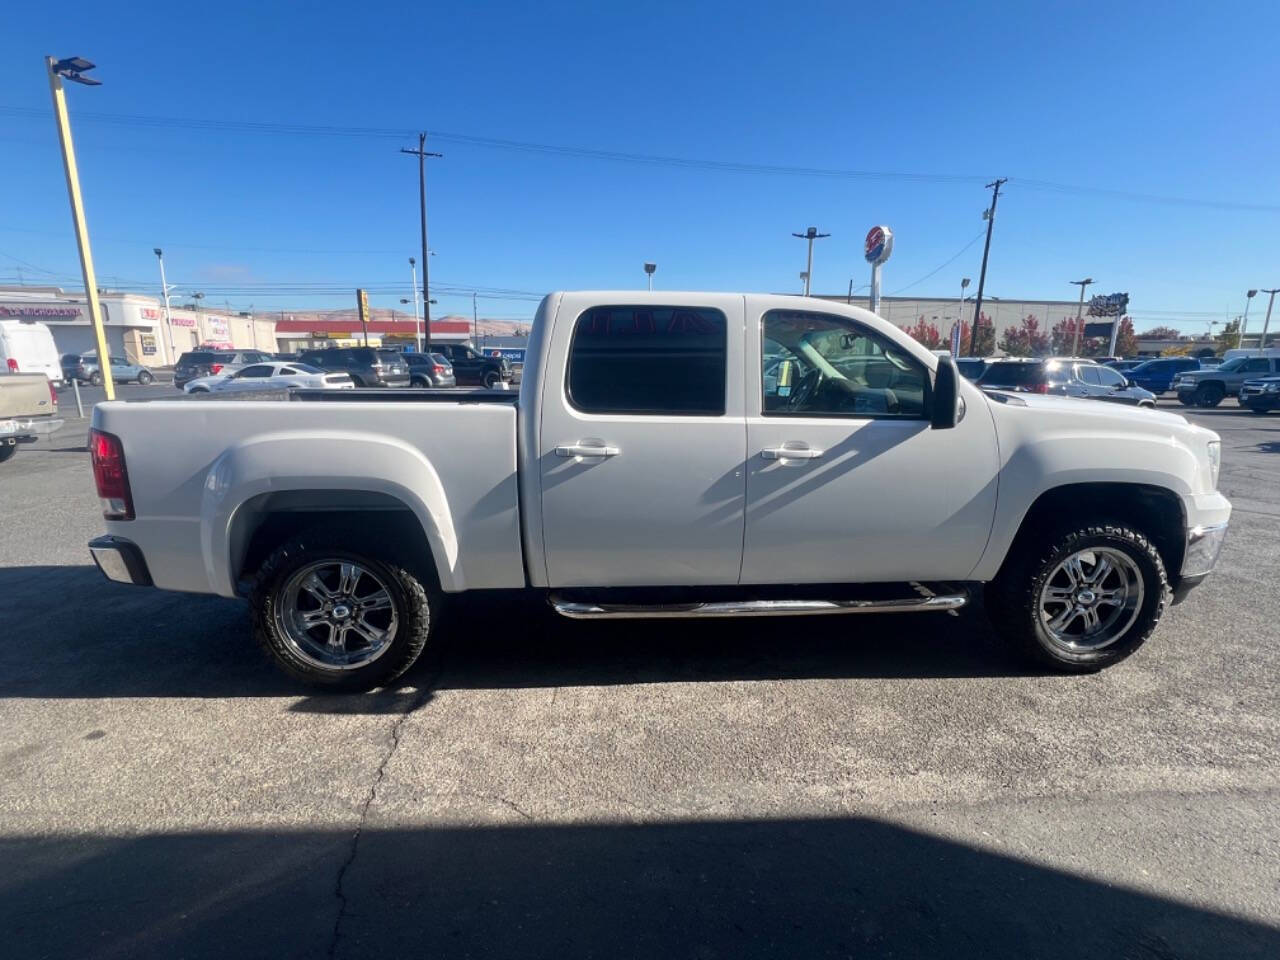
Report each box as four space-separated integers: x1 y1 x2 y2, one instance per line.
88 535 153 587
1170 519 1229 604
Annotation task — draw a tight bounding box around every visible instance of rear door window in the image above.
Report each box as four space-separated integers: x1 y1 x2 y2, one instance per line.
567 305 727 415
1078 365 1102 385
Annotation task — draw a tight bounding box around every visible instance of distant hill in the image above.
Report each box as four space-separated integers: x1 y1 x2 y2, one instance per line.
274 309 531 337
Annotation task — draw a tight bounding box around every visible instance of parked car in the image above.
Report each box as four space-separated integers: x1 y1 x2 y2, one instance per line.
64 352 155 386
298 347 410 387
1 320 63 386
954 357 986 381
977 358 1157 407
436 343 512 388
0 372 62 465
1237 376 1280 413
404 352 457 388
1174 352 1280 406
1124 356 1200 394
174 350 238 388
87 292 1228 690
184 361 355 394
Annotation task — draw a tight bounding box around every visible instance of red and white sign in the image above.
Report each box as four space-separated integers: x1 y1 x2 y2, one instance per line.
864 225 894 266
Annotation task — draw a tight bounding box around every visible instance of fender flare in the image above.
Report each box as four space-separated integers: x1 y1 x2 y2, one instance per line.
199 429 461 596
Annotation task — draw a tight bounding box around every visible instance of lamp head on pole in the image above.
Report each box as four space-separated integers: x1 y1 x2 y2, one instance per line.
409 256 415 267
643 262 656 276
961 277 971 290
153 247 162 258
51 56 101 85
1247 289 1257 298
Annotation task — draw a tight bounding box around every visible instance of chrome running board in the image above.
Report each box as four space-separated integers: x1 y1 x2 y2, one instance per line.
549 594 967 620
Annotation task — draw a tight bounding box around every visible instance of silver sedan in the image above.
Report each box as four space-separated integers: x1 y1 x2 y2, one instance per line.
183 362 355 394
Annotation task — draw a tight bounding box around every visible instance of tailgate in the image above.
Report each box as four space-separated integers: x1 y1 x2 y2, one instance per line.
0 374 56 420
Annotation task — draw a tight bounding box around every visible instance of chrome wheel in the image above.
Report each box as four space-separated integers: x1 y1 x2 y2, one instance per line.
1038 547 1144 652
274 559 399 671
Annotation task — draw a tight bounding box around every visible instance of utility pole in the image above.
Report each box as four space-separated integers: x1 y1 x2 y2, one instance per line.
1070 278 1094 357
1238 289 1259 348
968 178 1006 356
847 279 853 304
401 133 441 351
46 56 115 399
472 292 478 344
792 227 829 296
1260 289 1280 351
409 257 422 353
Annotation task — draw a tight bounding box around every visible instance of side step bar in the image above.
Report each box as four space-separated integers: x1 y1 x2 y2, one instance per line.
549 594 967 620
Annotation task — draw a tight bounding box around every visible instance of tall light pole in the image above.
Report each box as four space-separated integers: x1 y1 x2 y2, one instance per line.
46 56 115 399
1238 289 1259 348
958 277 971 330
408 256 422 352
792 227 829 296
153 248 178 364
472 292 478 343
1070 278 1094 357
1259 288 1280 351
643 262 656 291
401 133 441 351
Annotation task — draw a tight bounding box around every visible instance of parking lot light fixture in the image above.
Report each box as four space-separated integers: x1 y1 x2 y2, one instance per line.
46 54 114 398
1238 289 1258 348
644 262 656 291
1070 278 1094 357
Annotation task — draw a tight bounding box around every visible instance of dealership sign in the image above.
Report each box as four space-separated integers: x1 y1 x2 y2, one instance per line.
864 225 894 266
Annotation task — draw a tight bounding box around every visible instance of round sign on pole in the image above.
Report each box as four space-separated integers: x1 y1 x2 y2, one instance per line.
864 225 894 266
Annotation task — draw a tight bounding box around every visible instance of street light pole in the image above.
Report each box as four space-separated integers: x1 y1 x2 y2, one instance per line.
472 292 478 343
46 55 114 399
153 248 177 365
408 257 422 353
957 277 971 332
643 262 656 291
792 227 829 296
1259 289 1280 351
1070 278 1094 357
1238 289 1259 348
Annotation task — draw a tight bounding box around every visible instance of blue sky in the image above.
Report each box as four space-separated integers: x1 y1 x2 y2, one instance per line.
1 0 1277 330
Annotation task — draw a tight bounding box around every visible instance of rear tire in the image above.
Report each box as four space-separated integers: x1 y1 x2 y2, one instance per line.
990 522 1167 673
1194 383 1224 407
410 375 429 388
251 532 433 690
0 443 16 464
89 371 103 386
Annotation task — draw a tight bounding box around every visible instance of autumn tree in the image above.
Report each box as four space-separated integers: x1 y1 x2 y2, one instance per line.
901 317 943 349
1051 316 1103 356
1214 319 1240 357
1114 316 1138 358
1138 326 1181 340
998 315 1050 357
957 314 995 357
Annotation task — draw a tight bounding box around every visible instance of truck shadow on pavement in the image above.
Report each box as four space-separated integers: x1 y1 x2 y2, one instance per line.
3 817 1277 960
3 566 1035 705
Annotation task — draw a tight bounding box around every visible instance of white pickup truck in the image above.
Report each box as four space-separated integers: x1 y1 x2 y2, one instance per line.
87 292 1230 689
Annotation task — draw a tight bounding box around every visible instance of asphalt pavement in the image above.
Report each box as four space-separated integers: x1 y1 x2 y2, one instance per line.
1 394 1278 958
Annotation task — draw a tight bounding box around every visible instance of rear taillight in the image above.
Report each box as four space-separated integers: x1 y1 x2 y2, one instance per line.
1032 383 1049 394
209 363 223 374
90 429 134 520
432 364 445 374
6 357 16 372
48 380 58 407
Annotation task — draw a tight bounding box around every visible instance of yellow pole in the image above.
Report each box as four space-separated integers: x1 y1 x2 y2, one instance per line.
46 56 115 400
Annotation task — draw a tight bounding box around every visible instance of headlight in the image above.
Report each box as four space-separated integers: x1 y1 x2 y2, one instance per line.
1265 382 1280 393
1206 440 1221 490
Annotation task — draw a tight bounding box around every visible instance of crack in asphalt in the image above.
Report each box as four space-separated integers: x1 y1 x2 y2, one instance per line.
327 689 430 960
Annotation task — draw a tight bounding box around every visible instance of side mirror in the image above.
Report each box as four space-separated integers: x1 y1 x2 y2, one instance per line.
931 355 959 429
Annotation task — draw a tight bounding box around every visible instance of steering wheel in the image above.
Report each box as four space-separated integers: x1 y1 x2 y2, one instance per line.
787 367 822 410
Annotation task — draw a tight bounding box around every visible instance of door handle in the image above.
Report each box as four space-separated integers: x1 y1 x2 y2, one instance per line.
761 444 824 461
555 441 620 459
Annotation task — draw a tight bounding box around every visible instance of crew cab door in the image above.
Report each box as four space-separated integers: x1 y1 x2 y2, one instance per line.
741 306 999 584
537 296 746 586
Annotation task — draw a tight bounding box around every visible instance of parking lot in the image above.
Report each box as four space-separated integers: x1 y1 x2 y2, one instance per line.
2 396 1278 958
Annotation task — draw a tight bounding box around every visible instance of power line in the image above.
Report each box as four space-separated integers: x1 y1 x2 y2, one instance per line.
888 230 986 295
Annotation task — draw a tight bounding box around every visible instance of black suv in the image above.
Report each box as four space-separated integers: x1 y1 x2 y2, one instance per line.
175 350 233 388
436 344 512 388
298 347 410 387
977 358 1157 407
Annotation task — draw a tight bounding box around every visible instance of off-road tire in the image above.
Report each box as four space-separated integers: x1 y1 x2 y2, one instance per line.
989 522 1168 673
1194 383 1224 407
250 532 433 690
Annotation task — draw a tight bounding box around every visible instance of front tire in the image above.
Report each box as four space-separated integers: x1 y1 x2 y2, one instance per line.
0 443 16 464
1194 383 1224 407
89 371 103 386
482 370 500 389
251 533 433 690
990 522 1168 672
137 370 154 385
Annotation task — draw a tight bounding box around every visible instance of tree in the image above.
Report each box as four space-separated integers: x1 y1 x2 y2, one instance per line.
1113 316 1138 358
901 317 943 350
1138 326 1181 340
1214 319 1240 357
956 314 994 357
998 315 1050 357
1051 316 1103 357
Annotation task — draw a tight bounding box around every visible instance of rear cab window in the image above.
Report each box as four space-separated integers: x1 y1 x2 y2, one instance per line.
567 305 727 415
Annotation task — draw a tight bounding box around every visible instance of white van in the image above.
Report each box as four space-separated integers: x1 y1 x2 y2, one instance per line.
1222 347 1280 363
0 320 63 386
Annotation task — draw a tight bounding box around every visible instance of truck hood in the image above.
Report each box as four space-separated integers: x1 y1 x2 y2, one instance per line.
981 389 1201 433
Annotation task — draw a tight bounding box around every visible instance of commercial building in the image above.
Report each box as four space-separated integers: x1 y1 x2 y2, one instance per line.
813 293 1110 338
0 285 275 365
273 315 473 353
